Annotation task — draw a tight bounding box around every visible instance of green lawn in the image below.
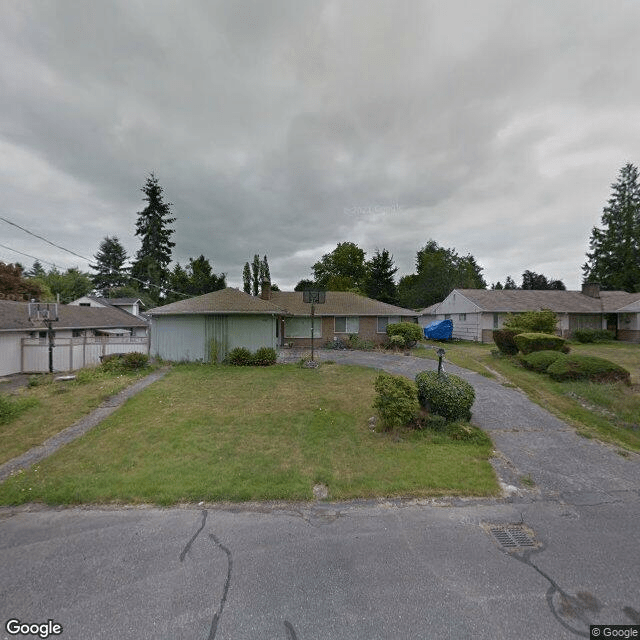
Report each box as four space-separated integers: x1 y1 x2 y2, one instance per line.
418 339 640 451
0 363 498 506
0 367 156 465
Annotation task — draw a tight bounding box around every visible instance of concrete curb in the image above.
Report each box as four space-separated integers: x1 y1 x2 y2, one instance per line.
0 368 169 484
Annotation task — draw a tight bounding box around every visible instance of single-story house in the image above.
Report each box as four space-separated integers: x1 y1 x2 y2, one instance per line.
148 287 284 363
0 301 150 376
267 289 418 348
147 285 419 362
419 284 640 343
69 296 147 318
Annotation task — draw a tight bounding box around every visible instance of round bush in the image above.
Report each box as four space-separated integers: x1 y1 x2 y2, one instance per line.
226 347 253 366
415 370 475 422
386 322 423 348
573 329 616 343
252 346 277 366
519 350 564 373
514 332 567 355
492 329 520 355
547 354 631 384
373 373 419 431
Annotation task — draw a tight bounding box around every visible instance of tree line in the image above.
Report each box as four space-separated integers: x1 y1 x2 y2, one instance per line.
2 163 638 307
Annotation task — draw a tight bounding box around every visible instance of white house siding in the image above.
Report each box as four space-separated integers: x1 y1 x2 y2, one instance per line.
151 314 277 363
0 333 21 376
151 315 207 362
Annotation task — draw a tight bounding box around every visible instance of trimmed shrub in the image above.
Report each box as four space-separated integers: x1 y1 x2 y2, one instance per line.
492 328 520 355
514 332 567 355
388 334 405 349
415 370 475 422
573 329 616 343
503 309 558 334
121 352 150 370
386 322 423 348
252 346 277 366
373 373 419 431
547 355 631 384
226 347 254 366
519 350 564 373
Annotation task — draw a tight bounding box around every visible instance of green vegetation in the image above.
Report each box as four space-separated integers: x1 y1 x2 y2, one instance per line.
0 364 498 505
513 332 567 355
373 372 419 430
225 346 277 366
386 322 424 348
415 371 476 422
503 309 558 334
0 367 156 465
519 350 564 373
574 329 616 343
419 339 640 450
547 354 631 384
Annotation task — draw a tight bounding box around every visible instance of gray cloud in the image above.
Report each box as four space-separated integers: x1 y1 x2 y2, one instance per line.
2 0 640 292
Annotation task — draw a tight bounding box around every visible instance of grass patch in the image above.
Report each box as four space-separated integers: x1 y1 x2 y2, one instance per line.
0 366 156 465
418 340 640 451
0 364 498 506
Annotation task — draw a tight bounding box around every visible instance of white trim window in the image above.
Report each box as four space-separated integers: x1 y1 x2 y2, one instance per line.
459 313 466 321
334 316 359 333
377 315 400 333
284 317 322 338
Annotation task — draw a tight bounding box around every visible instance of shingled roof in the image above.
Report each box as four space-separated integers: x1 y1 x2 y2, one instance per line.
147 288 285 315
269 291 418 317
425 289 640 314
0 301 149 332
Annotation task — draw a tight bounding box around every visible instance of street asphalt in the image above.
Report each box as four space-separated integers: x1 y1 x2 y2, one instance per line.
1 349 639 639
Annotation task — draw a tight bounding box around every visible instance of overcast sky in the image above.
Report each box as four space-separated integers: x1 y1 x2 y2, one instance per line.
2 0 640 293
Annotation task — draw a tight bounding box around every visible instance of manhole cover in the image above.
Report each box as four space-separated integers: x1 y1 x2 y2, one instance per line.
483 523 538 549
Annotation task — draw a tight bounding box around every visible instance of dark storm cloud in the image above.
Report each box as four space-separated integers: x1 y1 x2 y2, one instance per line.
1 0 640 290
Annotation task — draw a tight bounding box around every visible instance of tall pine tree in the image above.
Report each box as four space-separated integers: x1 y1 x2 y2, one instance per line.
583 163 640 292
364 249 398 304
90 236 129 296
242 262 251 294
130 174 176 303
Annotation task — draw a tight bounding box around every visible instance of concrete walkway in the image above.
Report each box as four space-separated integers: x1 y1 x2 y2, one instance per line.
281 348 640 505
0 368 169 483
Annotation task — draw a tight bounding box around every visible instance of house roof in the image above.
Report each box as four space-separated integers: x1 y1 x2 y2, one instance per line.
147 288 285 315
76 296 144 308
0 301 149 332
427 289 640 314
147 288 419 318
269 291 419 317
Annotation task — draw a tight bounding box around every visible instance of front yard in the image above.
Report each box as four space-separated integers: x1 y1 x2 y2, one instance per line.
0 363 498 506
418 340 640 451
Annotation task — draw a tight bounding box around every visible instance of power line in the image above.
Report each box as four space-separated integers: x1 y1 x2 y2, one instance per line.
0 242 61 270
0 216 190 299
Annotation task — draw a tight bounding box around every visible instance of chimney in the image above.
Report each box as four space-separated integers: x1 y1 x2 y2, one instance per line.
582 282 600 298
260 280 271 300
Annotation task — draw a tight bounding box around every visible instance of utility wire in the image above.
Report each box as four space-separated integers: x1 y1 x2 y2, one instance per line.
0 216 190 299
0 242 62 270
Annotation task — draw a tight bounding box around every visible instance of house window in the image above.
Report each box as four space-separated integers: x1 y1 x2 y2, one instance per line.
335 316 359 333
79 302 90 307
284 317 322 338
459 313 466 321
72 330 84 337
493 313 499 329
377 316 400 333
444 314 451 320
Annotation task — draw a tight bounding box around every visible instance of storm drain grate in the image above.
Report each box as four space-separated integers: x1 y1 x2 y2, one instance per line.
488 525 537 549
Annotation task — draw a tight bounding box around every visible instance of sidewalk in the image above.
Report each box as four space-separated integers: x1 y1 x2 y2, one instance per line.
0 368 169 483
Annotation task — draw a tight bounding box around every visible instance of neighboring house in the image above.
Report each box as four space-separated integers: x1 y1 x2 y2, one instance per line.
419 284 640 343
267 289 418 348
148 287 284 363
0 301 149 376
69 296 146 318
147 285 419 362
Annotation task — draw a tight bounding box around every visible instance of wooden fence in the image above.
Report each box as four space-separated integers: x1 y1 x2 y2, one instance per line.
20 336 149 373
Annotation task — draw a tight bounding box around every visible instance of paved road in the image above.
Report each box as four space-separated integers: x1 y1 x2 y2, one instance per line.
1 351 639 640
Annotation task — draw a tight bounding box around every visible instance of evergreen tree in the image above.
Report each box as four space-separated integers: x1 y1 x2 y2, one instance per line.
503 275 518 290
260 255 271 286
364 249 398 304
492 282 504 290
242 262 251 295
130 174 176 303
521 270 565 290
26 260 46 278
583 163 640 292
294 279 317 291
165 256 225 303
251 254 261 296
397 240 486 308
90 236 129 296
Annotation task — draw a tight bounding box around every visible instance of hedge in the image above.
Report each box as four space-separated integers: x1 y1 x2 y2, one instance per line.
386 322 423 348
415 371 475 422
514 332 567 355
519 350 564 373
493 328 521 355
373 373 419 430
573 329 616 343
546 354 631 384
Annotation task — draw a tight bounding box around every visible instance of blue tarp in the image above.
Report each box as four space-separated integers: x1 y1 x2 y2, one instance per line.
423 319 453 340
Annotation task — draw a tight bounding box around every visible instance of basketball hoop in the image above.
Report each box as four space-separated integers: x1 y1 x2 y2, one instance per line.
28 302 59 322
